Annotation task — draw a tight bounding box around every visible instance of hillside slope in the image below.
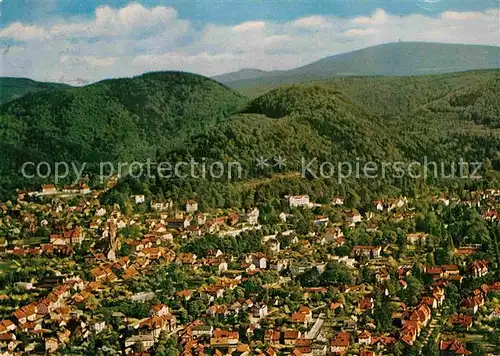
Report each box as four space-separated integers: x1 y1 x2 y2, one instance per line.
111 70 500 209
0 77 71 105
0 71 247 197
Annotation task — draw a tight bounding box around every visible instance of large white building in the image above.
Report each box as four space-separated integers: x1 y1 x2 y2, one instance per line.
288 195 310 208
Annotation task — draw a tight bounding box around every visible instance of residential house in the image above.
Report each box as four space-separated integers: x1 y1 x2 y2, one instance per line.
186 200 198 213
166 216 191 229
151 304 170 317
487 307 500 320
449 314 473 330
442 265 460 278
291 306 313 327
371 336 395 351
202 286 225 302
269 259 288 272
177 253 197 265
283 330 301 346
358 330 371 345
177 289 192 301
208 305 229 319
439 339 472 356
407 232 427 245
352 246 382 259
192 325 213 338
406 303 432 328
373 200 384 211
482 210 497 221
151 200 173 212
45 337 59 353
252 254 268 269
210 329 239 348
470 260 488 278
228 212 240 226
246 208 260 225
345 210 362 224
50 226 85 246
288 195 310 208
330 332 350 354
460 295 484 314
421 296 438 309
324 227 344 244
41 184 57 195
266 238 280 253
264 330 281 344
331 196 344 206
359 296 374 313
425 266 444 279
12 309 26 325
132 195 145 204
125 334 155 351
295 339 313 356
196 213 206 225
93 320 106 334
249 302 268 320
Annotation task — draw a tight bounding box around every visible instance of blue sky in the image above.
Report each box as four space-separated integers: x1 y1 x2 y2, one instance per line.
0 0 498 83
3 0 498 25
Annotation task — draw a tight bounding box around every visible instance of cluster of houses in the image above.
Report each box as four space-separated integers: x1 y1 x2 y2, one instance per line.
18 182 91 200
0 185 499 354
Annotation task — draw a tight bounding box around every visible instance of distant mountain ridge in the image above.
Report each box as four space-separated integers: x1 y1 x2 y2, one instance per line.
213 42 500 90
212 69 272 83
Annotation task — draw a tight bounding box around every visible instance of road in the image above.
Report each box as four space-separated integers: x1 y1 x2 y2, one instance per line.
305 313 325 339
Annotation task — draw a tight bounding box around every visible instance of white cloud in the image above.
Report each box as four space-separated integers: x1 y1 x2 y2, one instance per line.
49 3 188 39
0 4 498 83
232 21 265 32
440 11 485 21
344 28 379 37
60 55 116 68
353 8 389 25
292 16 327 28
0 22 47 41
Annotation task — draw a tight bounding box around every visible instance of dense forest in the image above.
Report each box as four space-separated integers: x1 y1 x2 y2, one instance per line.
0 70 499 207
0 72 246 198
107 70 500 209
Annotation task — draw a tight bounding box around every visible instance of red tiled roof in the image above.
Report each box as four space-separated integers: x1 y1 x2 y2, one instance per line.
440 339 472 355
331 332 350 347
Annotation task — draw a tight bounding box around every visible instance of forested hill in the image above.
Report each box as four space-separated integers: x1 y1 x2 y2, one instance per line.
109 70 500 209
215 42 500 94
0 72 247 197
1 69 499 205
0 77 71 105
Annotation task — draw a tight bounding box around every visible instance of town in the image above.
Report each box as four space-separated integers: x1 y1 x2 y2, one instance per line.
0 183 499 355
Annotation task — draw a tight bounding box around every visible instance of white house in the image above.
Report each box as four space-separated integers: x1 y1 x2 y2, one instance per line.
288 195 310 208
132 195 145 204
345 210 362 224
331 196 345 206
246 208 260 225
186 200 198 213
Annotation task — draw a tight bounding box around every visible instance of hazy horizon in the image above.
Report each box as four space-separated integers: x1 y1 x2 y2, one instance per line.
0 1 499 84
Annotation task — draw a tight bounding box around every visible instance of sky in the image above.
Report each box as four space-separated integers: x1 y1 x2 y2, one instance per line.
0 0 498 84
